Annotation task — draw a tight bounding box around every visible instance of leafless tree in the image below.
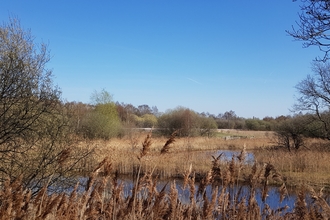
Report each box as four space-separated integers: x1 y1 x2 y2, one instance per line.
294 61 330 139
287 1 330 141
288 0 330 61
0 18 93 193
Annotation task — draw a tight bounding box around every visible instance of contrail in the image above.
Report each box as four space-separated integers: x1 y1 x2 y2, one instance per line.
263 72 273 84
186 77 202 85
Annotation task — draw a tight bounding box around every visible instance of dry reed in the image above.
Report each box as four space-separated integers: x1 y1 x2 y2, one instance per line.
1 133 330 219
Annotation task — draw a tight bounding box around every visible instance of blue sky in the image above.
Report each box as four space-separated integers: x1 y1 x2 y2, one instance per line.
0 1 322 118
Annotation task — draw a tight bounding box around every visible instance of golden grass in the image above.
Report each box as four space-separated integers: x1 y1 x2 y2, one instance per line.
1 137 329 219
217 129 272 138
93 132 247 181
254 148 330 190
82 130 330 190
94 129 273 152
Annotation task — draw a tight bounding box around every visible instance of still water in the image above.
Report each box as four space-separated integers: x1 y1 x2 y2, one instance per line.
74 149 329 216
214 149 255 163
115 177 297 212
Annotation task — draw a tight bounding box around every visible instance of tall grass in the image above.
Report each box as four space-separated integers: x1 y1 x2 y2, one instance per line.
90 132 272 180
76 131 330 194
1 133 330 219
254 145 330 189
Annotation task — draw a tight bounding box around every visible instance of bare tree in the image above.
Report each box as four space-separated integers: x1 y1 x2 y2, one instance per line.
288 0 330 61
0 18 93 193
288 1 330 141
294 61 330 139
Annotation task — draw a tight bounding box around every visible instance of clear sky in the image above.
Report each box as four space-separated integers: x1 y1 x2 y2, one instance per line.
0 1 322 118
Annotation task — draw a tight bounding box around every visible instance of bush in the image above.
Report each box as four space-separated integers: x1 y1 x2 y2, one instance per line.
158 107 217 137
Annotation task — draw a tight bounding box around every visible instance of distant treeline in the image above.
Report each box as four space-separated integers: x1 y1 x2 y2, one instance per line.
64 99 330 144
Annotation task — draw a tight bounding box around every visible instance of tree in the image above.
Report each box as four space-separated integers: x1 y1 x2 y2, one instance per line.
141 114 158 128
198 116 217 137
116 102 139 125
245 118 272 131
90 89 113 105
294 61 330 139
221 110 237 120
157 107 217 136
137 104 152 116
0 18 92 193
81 89 122 139
0 18 59 147
158 107 200 136
151 106 160 116
65 101 92 134
288 1 330 141
216 110 245 129
273 115 309 151
288 0 330 61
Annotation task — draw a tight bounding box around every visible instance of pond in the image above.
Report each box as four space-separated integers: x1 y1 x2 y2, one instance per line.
114 177 297 212
69 149 330 217
215 149 255 163
76 174 302 215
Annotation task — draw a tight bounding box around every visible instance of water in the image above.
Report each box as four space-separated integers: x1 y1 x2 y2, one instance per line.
215 149 255 164
61 149 330 216
110 177 296 214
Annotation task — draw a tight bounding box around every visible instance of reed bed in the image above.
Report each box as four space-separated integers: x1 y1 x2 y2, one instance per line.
254 147 330 190
1 133 330 219
90 131 273 178
86 131 330 188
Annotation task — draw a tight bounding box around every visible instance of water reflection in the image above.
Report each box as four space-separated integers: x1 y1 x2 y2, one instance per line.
75 172 330 217
116 177 296 213
215 150 255 164
74 148 330 216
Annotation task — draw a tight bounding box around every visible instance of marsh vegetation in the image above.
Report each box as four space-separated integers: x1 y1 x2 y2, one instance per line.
3 5 330 218
1 132 330 219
